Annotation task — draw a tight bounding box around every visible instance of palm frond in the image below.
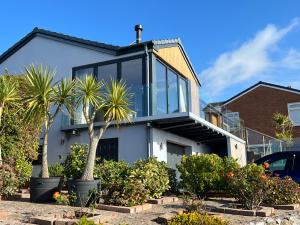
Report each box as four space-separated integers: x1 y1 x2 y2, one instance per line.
0 75 19 106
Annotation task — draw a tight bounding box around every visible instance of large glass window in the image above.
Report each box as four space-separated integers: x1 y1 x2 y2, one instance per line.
155 61 167 114
288 103 300 126
121 59 144 117
179 77 188 112
167 69 179 113
98 63 117 83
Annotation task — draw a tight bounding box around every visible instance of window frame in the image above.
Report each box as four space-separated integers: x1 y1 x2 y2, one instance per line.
287 102 300 126
154 59 189 115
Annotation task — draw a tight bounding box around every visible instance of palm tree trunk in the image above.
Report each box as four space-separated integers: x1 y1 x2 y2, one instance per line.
41 120 49 178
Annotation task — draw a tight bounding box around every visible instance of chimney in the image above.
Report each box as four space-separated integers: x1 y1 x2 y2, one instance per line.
135 24 143 44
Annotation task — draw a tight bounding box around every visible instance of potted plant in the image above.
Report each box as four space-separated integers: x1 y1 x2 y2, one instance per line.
69 75 133 207
24 64 75 202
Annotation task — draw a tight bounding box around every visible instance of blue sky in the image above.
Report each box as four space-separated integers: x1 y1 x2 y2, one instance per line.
1 0 300 102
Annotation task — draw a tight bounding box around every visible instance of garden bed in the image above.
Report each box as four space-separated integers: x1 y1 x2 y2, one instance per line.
97 203 153 213
147 196 179 205
263 203 299 210
211 204 274 217
30 210 111 225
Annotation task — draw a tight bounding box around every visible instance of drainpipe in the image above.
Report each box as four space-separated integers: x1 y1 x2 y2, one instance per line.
144 44 151 157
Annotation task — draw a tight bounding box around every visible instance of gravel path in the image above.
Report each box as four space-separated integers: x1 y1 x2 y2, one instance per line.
1 198 300 225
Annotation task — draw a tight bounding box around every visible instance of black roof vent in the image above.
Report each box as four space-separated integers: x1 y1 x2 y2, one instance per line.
135 24 143 44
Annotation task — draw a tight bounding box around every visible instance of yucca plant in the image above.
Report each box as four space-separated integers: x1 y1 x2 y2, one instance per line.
0 75 19 164
24 64 75 178
75 75 134 180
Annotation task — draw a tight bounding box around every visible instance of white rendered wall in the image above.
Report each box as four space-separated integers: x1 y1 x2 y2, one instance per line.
227 137 247 166
150 127 213 163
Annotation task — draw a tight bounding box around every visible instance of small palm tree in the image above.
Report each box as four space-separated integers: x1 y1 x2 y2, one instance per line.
0 75 19 164
76 75 134 180
24 64 75 178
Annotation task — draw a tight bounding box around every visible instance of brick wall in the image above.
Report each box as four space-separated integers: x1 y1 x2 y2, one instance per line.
223 85 300 138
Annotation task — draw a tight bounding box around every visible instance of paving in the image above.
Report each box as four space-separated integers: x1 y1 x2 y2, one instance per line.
0 198 300 225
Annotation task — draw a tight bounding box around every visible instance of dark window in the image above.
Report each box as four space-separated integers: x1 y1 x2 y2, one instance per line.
98 63 117 83
121 59 144 117
291 154 300 183
96 138 118 161
154 61 168 115
167 69 179 113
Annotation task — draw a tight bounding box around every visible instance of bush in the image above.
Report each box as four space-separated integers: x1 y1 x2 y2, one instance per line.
218 157 240 192
177 154 223 199
167 168 179 194
130 157 169 199
77 216 103 225
15 158 33 187
49 163 65 177
64 144 88 179
168 212 229 225
94 160 130 189
264 176 300 205
0 162 19 197
227 163 270 210
102 178 149 207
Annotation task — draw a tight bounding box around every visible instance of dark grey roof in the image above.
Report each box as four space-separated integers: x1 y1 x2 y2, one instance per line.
0 28 200 85
223 81 300 105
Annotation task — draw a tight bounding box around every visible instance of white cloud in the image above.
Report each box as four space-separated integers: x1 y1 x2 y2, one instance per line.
200 18 300 99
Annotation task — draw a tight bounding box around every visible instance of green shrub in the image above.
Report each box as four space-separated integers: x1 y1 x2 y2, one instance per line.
77 216 103 225
49 163 65 177
102 178 149 207
218 157 240 192
227 163 270 210
64 144 88 179
177 154 223 199
130 157 169 199
167 168 179 194
94 160 130 189
15 158 32 187
168 212 229 225
264 176 300 205
0 162 19 197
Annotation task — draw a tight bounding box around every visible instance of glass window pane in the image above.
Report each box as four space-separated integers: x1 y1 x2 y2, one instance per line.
269 159 287 171
74 68 94 124
179 78 188 112
121 58 144 117
168 70 179 113
154 61 167 115
98 63 117 83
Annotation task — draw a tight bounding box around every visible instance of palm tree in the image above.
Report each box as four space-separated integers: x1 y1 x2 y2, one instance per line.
24 64 75 178
76 75 134 180
0 75 19 164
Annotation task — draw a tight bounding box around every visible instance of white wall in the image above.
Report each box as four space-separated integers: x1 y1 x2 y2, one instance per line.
227 137 247 166
61 124 148 164
150 127 213 163
0 36 141 164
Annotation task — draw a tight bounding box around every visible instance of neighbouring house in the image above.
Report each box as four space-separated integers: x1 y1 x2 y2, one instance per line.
209 81 300 156
0 26 246 174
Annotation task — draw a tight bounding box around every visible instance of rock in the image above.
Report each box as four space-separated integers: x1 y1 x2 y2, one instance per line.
275 218 282 224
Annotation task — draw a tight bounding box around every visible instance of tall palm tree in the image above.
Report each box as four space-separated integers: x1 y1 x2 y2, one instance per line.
24 64 75 178
0 75 19 164
76 75 134 180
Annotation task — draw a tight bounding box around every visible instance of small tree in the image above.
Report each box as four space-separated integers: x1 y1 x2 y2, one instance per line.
0 75 19 164
273 112 293 144
75 75 133 181
24 64 75 178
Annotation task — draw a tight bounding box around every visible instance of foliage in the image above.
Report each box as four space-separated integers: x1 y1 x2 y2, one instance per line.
264 176 300 205
168 212 229 225
49 163 65 177
75 76 134 180
182 193 204 213
130 157 169 199
64 144 88 179
102 178 149 207
94 160 130 189
167 168 179 194
15 158 33 187
76 216 103 225
227 163 270 210
177 154 223 199
0 161 19 197
218 157 240 192
273 112 293 144
24 64 75 178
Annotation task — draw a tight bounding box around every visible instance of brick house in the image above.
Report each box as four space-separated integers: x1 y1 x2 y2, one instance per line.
219 81 300 150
